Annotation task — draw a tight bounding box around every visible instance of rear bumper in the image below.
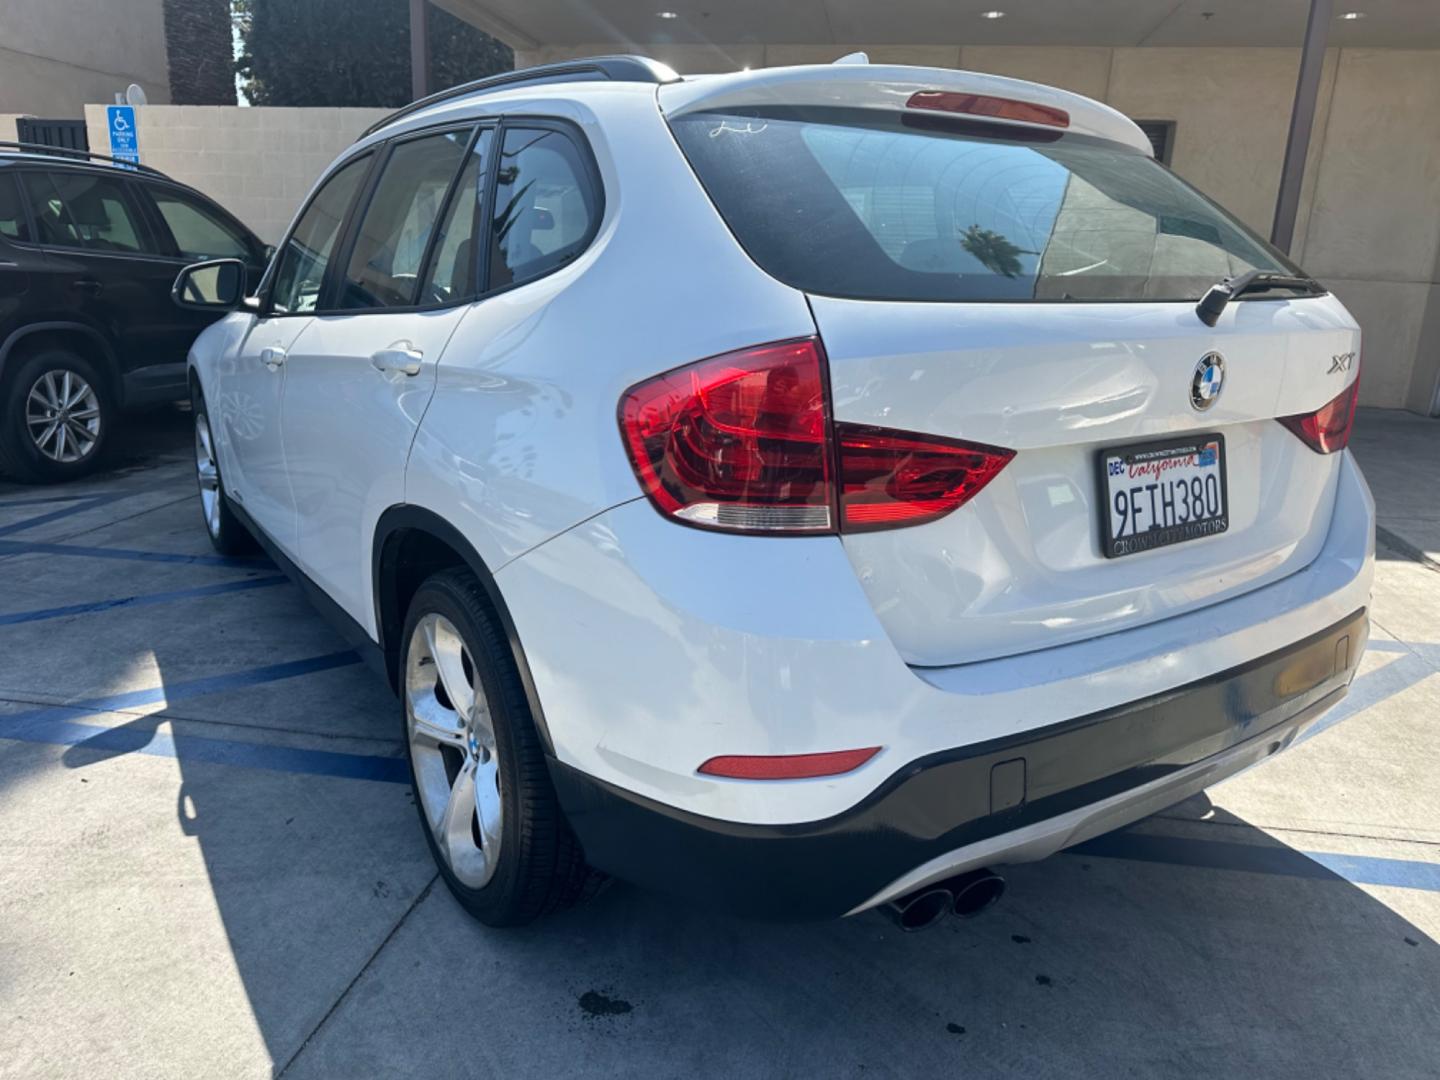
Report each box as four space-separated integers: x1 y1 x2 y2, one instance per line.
552 607 1367 921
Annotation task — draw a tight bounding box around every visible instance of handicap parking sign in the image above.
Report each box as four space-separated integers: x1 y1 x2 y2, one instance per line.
107 105 140 169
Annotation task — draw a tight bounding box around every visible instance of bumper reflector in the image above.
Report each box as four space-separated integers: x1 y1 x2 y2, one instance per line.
698 746 881 780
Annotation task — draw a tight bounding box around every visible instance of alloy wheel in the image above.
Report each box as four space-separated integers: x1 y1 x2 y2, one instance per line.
405 613 503 888
194 413 222 537
26 369 101 464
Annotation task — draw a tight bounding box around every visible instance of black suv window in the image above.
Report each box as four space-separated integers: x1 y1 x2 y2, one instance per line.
0 174 29 242
149 185 254 262
338 128 472 310
489 127 599 290
270 153 370 315
21 170 151 254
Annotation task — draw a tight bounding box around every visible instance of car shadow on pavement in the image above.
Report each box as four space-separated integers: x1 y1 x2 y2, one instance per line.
55 707 1440 1079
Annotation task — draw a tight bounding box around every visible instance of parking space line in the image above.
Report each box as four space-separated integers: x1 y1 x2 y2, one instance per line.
0 494 100 509
1074 831 1440 892
4 711 408 783
0 538 266 568
0 650 362 725
0 574 288 626
0 493 125 537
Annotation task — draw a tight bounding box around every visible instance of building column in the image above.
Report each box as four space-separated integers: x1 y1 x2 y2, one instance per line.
410 0 431 101
1271 0 1332 253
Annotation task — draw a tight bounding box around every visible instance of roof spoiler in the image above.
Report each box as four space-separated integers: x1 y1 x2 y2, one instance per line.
657 65 1153 155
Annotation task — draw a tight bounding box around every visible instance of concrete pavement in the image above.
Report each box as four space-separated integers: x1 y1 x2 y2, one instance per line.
0 405 1436 1079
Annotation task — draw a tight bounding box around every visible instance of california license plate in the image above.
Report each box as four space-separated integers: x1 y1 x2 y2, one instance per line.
1098 434 1229 558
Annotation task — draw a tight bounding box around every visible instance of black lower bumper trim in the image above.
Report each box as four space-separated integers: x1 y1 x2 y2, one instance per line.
551 608 1368 921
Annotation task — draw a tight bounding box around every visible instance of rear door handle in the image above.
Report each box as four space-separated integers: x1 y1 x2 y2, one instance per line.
260 346 286 371
72 278 102 295
371 341 423 377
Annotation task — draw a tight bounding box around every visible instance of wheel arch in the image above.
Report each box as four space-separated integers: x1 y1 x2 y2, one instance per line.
0 321 120 398
372 506 555 752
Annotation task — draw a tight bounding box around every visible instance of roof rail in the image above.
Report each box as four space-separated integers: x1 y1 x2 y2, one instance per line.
0 140 171 178
360 55 681 138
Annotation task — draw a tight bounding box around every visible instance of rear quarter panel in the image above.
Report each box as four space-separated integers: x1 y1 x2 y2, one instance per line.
403 85 817 575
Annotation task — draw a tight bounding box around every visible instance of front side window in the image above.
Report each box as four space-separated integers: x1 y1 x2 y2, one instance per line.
270 154 369 314
150 187 253 261
338 129 472 310
670 108 1302 303
21 170 148 254
490 127 599 290
0 174 30 242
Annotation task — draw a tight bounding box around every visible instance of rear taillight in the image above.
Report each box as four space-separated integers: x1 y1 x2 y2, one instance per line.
618 339 834 533
837 425 1015 532
619 339 1014 535
1278 375 1360 454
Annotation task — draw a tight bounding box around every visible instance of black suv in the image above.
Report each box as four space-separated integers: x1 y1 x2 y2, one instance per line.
0 145 268 482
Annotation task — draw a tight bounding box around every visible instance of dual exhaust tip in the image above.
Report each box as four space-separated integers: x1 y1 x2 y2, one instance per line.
882 868 1006 932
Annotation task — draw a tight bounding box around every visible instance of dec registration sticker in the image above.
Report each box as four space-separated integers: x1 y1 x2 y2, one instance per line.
1099 434 1229 558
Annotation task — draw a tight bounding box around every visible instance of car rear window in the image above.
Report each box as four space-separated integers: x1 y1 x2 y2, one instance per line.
669 107 1304 303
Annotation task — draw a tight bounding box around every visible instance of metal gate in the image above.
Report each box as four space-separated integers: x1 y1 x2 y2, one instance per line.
15 117 90 157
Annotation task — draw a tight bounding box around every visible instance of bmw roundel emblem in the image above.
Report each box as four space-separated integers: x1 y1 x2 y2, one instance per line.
1191 352 1225 411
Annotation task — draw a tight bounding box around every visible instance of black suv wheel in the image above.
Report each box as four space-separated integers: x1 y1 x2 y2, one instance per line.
0 347 115 483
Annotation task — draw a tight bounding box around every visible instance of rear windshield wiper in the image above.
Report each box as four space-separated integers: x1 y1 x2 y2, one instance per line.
1195 270 1326 326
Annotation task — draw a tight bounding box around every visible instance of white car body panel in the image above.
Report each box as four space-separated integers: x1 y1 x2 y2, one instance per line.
813 293 1361 664
281 308 460 630
496 451 1372 826
207 313 311 553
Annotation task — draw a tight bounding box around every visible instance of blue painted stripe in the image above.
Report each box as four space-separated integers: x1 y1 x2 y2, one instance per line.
0 493 121 537
0 650 361 736
0 538 266 568
1073 831 1440 892
0 574 288 626
0 494 97 509
6 713 408 784
0 650 406 785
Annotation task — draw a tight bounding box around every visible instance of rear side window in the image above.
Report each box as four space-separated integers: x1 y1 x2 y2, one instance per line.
150 186 253 262
420 129 493 304
670 108 1301 303
0 174 29 241
338 129 472 310
270 154 369 314
21 170 149 254
489 127 599 290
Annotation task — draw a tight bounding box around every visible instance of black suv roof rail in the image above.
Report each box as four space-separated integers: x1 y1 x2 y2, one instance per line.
0 140 171 179
360 55 680 138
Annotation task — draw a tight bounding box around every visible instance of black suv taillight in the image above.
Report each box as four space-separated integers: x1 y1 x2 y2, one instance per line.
618 338 1014 535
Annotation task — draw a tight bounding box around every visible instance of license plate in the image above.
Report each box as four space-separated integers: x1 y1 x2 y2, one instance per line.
1098 434 1229 558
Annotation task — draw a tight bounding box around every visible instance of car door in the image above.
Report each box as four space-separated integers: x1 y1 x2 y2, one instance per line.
211 152 372 556
132 179 269 401
18 168 175 380
281 126 485 627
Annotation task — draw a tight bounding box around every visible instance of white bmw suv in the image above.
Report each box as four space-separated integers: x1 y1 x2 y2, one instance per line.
175 56 1373 930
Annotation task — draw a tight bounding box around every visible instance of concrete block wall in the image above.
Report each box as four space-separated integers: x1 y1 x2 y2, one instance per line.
83 104 390 245
517 42 1440 414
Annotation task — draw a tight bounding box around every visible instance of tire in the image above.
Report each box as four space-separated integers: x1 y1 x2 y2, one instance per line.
400 567 601 926
191 385 257 556
0 347 114 483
